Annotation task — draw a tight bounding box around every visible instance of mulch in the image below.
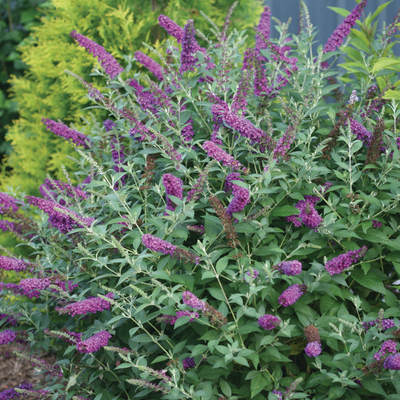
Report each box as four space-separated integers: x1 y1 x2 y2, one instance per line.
0 343 57 398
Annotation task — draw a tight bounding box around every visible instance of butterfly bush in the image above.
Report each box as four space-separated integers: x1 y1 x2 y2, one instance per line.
2 2 400 399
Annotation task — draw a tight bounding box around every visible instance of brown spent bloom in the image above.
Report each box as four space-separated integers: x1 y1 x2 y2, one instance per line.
322 106 354 159
365 118 385 167
140 153 158 190
304 325 321 343
209 195 239 248
202 302 228 327
362 358 385 376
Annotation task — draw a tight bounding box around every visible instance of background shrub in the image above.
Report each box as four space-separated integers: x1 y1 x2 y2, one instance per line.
1 1 400 399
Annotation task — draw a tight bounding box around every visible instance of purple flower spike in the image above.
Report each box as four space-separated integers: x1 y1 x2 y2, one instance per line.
70 31 124 78
55 293 114 317
162 174 183 213
374 340 397 360
0 382 34 399
183 357 196 369
202 141 242 170
0 192 20 213
19 278 50 298
323 0 367 54
42 118 91 148
158 15 184 43
305 342 322 357
142 234 176 256
103 119 116 132
226 186 250 216
278 284 307 307
0 256 28 272
0 329 16 345
275 260 302 276
182 291 205 310
384 353 400 370
349 119 372 147
258 314 281 330
299 202 322 229
77 331 112 354
180 20 198 74
134 51 165 81
325 246 367 275
128 79 159 115
272 389 283 400
255 6 271 58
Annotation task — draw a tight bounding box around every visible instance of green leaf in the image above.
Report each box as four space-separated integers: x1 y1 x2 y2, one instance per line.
233 356 249 367
237 325 261 334
208 287 226 302
371 1 392 21
174 316 192 328
351 270 386 294
250 373 268 398
371 58 400 73
270 205 299 217
327 6 351 17
216 257 229 274
362 376 388 397
358 230 390 246
220 379 232 398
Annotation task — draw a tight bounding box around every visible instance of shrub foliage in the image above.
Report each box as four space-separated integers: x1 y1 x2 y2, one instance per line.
1 1 400 400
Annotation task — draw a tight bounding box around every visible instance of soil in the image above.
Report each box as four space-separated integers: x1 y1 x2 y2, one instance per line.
0 343 57 398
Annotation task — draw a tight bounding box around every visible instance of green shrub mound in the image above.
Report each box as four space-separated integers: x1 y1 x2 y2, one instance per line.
2 0 262 196
1 2 400 399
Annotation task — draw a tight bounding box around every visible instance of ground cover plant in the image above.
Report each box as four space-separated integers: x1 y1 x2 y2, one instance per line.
1 0 400 399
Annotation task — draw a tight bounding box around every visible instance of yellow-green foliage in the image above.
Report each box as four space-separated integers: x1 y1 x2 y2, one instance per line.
3 0 263 196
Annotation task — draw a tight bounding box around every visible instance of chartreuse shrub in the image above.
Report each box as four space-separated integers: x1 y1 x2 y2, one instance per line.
2 0 262 197
2 1 400 399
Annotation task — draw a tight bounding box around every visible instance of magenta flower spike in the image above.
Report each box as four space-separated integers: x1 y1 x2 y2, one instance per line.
305 342 322 357
0 192 20 213
202 141 242 170
384 353 400 370
134 51 165 81
158 15 184 43
70 31 124 78
42 118 91 149
77 331 112 353
0 329 17 345
275 260 302 276
0 256 28 272
299 202 322 229
278 284 307 307
258 314 281 330
226 186 250 216
162 174 183 213
255 6 271 58
182 290 205 310
374 340 397 360
55 293 114 317
325 246 367 275
142 234 176 256
180 19 198 74
323 0 367 54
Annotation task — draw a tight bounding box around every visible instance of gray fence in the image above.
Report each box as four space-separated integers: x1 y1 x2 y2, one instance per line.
263 0 399 54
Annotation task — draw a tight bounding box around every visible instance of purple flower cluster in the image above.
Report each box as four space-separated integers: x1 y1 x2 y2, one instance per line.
362 318 395 332
128 79 159 115
19 278 50 298
273 124 297 160
374 340 397 361
202 141 242 170
255 6 271 58
285 196 320 228
77 331 112 353
103 119 116 132
246 269 259 280
183 357 196 369
0 193 19 214
0 382 33 400
0 313 19 327
211 103 271 148
182 291 205 310
56 293 114 317
278 284 307 307
0 256 27 272
42 118 91 149
226 184 250 217
158 15 184 43
325 246 368 275
372 220 382 228
159 311 199 325
274 260 302 276
26 196 95 234
384 353 400 370
299 202 322 229
180 20 198 74
41 178 89 203
232 69 253 114
0 282 23 295
187 170 209 202
0 329 16 345
258 314 281 330
162 174 183 213
323 0 367 53
349 119 372 147
142 234 176 256
224 173 244 194
70 31 124 78
135 51 164 81
305 341 322 357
